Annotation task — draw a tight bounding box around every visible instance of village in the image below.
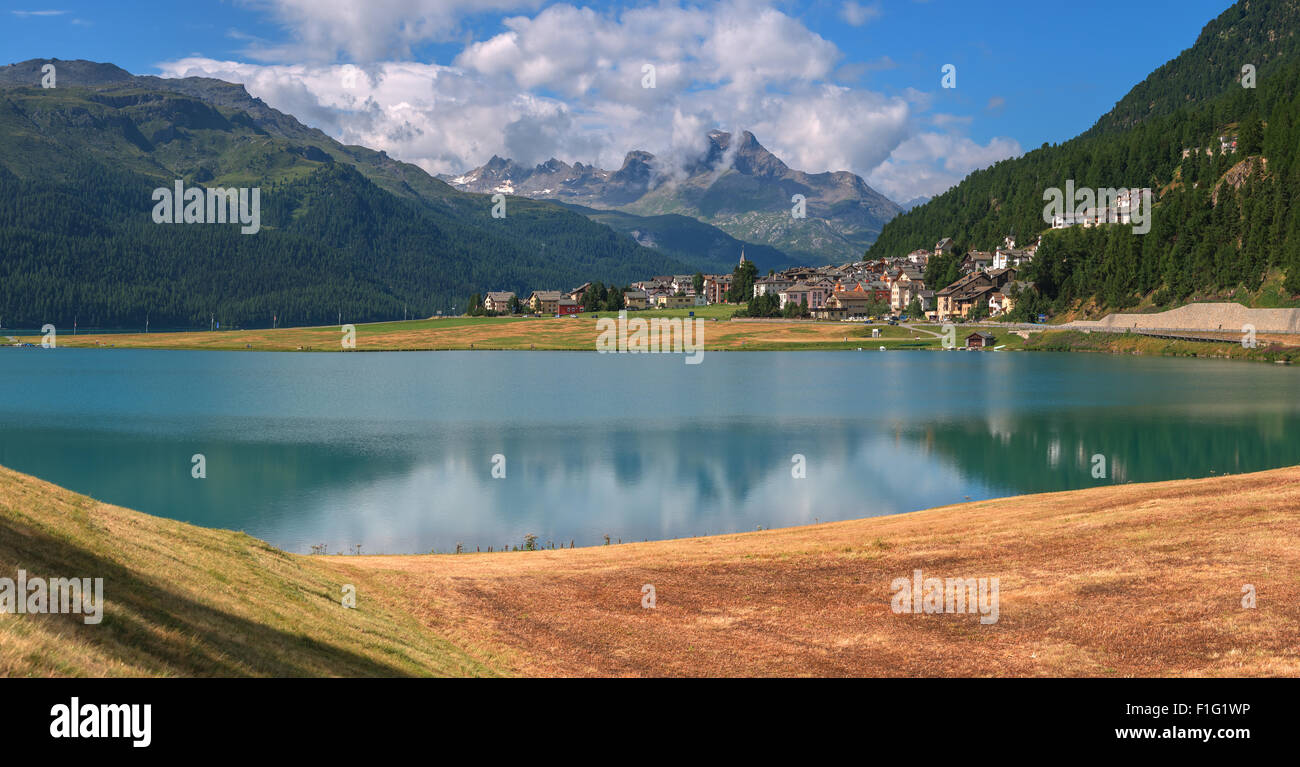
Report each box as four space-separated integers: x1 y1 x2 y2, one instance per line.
472 129 1241 328
479 234 1039 328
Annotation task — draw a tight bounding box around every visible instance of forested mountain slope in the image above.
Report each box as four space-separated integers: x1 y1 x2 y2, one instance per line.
869 0 1300 320
0 60 692 328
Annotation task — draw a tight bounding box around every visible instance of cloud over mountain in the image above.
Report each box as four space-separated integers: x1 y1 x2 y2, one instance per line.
160 0 1019 203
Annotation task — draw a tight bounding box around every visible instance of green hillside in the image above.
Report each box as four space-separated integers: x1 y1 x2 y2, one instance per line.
0 464 502 677
558 203 802 273
868 0 1300 320
1085 0 1300 137
0 61 692 328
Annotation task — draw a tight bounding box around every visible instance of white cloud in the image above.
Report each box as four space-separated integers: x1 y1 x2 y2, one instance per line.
840 2 881 27
242 0 543 61
161 1 1012 202
157 57 531 175
741 85 912 175
455 2 838 96
869 134 1022 201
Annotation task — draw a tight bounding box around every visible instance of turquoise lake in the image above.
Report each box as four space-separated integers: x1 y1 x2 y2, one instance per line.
1 348 1298 553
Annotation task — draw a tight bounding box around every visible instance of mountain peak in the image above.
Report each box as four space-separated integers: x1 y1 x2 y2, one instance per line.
732 131 786 177
0 58 135 88
698 128 785 177
537 157 571 173
619 149 655 169
445 128 900 260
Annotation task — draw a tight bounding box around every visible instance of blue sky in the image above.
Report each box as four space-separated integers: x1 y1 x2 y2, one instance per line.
2 0 1236 201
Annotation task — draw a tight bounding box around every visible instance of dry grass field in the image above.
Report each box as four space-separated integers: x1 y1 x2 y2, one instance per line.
13 315 940 352
0 465 507 677
27 315 1300 360
3 461 1298 677
331 467 1300 677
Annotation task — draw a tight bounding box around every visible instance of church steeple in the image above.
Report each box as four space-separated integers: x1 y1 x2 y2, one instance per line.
739 247 747 265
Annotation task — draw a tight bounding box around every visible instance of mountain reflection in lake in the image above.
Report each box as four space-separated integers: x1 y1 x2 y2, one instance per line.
2 349 1297 553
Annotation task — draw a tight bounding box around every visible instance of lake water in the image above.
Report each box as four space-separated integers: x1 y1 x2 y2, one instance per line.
2 348 1298 554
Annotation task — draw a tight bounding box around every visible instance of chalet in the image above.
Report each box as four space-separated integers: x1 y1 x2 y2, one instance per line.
528 290 563 314
934 237 955 258
825 290 873 317
962 251 994 273
484 291 515 313
556 298 582 316
656 293 693 309
992 247 1031 270
643 284 674 302
966 331 995 349
566 283 591 303
987 268 1017 288
935 272 995 321
623 290 649 310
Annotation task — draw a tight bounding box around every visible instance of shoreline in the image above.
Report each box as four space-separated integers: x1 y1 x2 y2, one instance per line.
9 317 1300 364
